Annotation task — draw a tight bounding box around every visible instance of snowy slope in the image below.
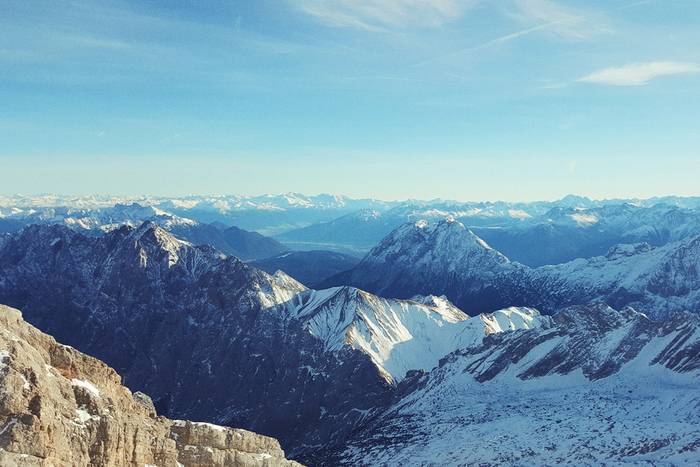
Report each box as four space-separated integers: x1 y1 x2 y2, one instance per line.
337 303 700 465
276 287 542 382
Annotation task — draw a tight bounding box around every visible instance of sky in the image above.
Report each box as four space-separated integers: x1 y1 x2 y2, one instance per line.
1 0 699 201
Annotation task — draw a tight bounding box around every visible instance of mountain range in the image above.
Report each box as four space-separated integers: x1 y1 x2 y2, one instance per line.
5 194 700 268
1 194 700 465
324 218 700 320
0 202 288 261
277 200 700 266
0 222 394 461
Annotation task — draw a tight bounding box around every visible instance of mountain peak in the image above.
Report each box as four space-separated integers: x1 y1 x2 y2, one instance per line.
372 218 509 266
409 294 468 320
321 219 513 313
126 221 191 266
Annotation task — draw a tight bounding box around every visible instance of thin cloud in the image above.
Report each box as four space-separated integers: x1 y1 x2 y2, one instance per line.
295 0 478 30
296 0 602 39
412 21 554 67
578 62 700 86
412 5 600 69
510 0 608 39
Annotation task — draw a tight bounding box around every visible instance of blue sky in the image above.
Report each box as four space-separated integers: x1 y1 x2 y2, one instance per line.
1 0 699 201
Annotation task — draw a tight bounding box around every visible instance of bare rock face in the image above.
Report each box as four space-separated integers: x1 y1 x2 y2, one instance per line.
170 420 292 467
0 304 302 467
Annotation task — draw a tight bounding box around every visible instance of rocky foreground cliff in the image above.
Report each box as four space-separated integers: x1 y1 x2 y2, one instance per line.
0 304 301 467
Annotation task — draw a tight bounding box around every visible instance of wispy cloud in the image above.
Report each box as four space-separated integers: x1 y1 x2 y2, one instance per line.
578 61 700 86
296 0 603 39
412 21 561 67
509 0 608 39
295 0 478 31
411 1 603 68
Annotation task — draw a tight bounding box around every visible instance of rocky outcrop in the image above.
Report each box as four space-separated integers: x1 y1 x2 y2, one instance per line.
0 304 301 466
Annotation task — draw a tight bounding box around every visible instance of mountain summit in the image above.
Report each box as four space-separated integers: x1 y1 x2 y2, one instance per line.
322 219 512 313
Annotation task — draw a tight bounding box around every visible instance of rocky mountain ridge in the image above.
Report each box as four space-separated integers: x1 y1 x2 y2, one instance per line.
274 287 541 383
0 203 288 261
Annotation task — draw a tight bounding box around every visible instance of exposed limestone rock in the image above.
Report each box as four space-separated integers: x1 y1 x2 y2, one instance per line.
0 304 302 467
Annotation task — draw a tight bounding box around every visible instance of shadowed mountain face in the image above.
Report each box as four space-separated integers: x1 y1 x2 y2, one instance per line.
251 250 360 287
168 222 289 260
274 209 398 255
323 219 700 319
0 223 392 462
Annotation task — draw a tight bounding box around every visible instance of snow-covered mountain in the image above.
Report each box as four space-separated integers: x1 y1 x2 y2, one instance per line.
274 286 541 382
2 219 700 465
321 218 514 314
0 221 547 462
336 303 700 465
0 202 288 260
475 202 700 265
505 235 700 320
325 218 700 319
5 194 700 265
0 223 393 461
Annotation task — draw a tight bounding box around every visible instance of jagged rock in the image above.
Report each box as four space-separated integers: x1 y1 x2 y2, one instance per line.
133 391 157 418
0 304 301 466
